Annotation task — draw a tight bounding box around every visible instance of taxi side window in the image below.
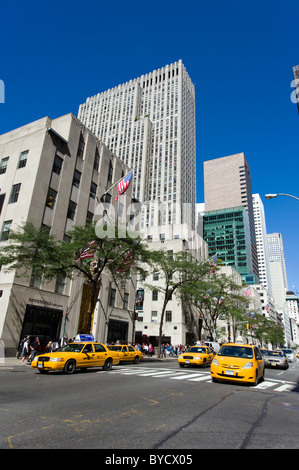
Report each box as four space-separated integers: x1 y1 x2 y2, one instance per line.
83 344 93 353
254 348 262 360
94 344 106 353
123 346 128 352
128 346 134 351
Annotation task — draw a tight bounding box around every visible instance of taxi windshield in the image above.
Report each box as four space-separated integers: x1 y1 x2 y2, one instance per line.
109 346 122 351
187 347 206 353
60 343 85 353
218 346 253 359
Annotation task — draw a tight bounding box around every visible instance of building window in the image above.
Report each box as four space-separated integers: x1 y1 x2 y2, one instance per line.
109 288 116 306
67 200 77 220
86 211 94 223
153 272 159 281
52 154 63 175
18 150 28 169
55 275 66 294
1 220 12 241
94 148 100 171
108 161 113 182
166 310 172 322
29 268 42 288
72 169 81 189
123 292 129 310
9 183 21 203
77 134 85 158
0 157 9 174
151 311 158 322
90 182 97 199
152 290 158 301
137 311 144 322
46 188 57 209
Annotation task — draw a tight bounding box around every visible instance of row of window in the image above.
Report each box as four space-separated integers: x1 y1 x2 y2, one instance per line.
0 150 29 175
136 310 173 322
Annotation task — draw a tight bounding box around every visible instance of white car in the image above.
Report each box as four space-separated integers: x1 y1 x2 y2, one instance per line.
282 348 297 363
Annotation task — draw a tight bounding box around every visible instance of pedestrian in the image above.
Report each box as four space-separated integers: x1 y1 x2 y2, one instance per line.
148 343 154 357
46 341 53 353
20 337 30 363
17 337 26 359
29 336 40 362
52 339 59 351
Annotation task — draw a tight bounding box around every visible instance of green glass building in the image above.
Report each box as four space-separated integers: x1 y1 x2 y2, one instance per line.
203 206 259 284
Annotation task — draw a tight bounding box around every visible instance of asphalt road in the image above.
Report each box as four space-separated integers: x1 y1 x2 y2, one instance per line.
1 357 299 453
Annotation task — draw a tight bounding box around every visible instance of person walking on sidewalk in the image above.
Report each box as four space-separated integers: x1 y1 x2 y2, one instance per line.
20 337 30 363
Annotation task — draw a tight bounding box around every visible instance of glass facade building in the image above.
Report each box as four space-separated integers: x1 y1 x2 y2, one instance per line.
203 206 258 284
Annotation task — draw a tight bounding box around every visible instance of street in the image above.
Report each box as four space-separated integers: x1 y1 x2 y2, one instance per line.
0 357 299 452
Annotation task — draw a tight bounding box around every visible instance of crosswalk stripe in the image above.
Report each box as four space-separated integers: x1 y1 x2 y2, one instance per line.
169 373 205 380
274 384 294 392
188 375 211 381
255 381 274 389
138 370 176 377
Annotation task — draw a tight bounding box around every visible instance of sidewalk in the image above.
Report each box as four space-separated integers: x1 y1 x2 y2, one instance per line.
0 356 26 367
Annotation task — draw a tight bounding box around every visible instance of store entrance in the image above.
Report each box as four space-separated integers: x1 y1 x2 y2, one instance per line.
107 319 128 344
19 304 63 349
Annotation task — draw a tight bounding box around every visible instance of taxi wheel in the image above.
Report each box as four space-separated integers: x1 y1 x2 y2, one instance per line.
202 359 207 368
64 359 76 374
133 356 140 364
103 358 112 371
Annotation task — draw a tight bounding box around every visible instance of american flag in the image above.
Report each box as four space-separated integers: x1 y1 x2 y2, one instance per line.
79 240 97 260
116 170 133 201
116 249 133 272
244 286 251 297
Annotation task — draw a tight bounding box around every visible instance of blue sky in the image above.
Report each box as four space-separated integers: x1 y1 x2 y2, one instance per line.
0 0 298 293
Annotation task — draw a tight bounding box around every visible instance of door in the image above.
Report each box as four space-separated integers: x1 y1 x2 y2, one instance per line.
77 343 97 367
93 343 109 366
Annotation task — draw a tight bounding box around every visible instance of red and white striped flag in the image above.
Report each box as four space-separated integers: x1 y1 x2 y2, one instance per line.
116 170 133 201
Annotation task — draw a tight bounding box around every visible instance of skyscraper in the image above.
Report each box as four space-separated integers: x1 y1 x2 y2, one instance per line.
203 153 259 282
267 233 288 290
252 193 272 295
78 60 196 229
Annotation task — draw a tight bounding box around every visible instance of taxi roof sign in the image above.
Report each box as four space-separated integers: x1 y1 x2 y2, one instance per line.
75 334 95 342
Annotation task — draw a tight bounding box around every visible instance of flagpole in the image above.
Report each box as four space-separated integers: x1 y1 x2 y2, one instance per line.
97 167 135 203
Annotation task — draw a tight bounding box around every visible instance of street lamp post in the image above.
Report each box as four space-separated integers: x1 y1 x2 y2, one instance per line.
265 193 299 201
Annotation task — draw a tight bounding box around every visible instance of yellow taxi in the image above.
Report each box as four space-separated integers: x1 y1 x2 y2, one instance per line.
107 344 143 363
210 343 265 386
178 345 214 368
31 341 120 374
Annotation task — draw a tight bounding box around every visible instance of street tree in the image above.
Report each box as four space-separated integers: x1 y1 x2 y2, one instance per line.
0 221 151 335
181 270 247 342
144 250 212 356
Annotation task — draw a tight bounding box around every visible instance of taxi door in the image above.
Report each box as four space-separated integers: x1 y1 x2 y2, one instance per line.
254 347 264 378
207 347 214 364
127 346 136 361
93 343 109 366
78 343 97 367
121 346 131 361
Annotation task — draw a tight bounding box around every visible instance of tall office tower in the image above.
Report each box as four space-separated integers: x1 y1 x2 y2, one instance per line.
252 194 272 295
203 153 259 282
267 233 288 290
78 60 196 229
